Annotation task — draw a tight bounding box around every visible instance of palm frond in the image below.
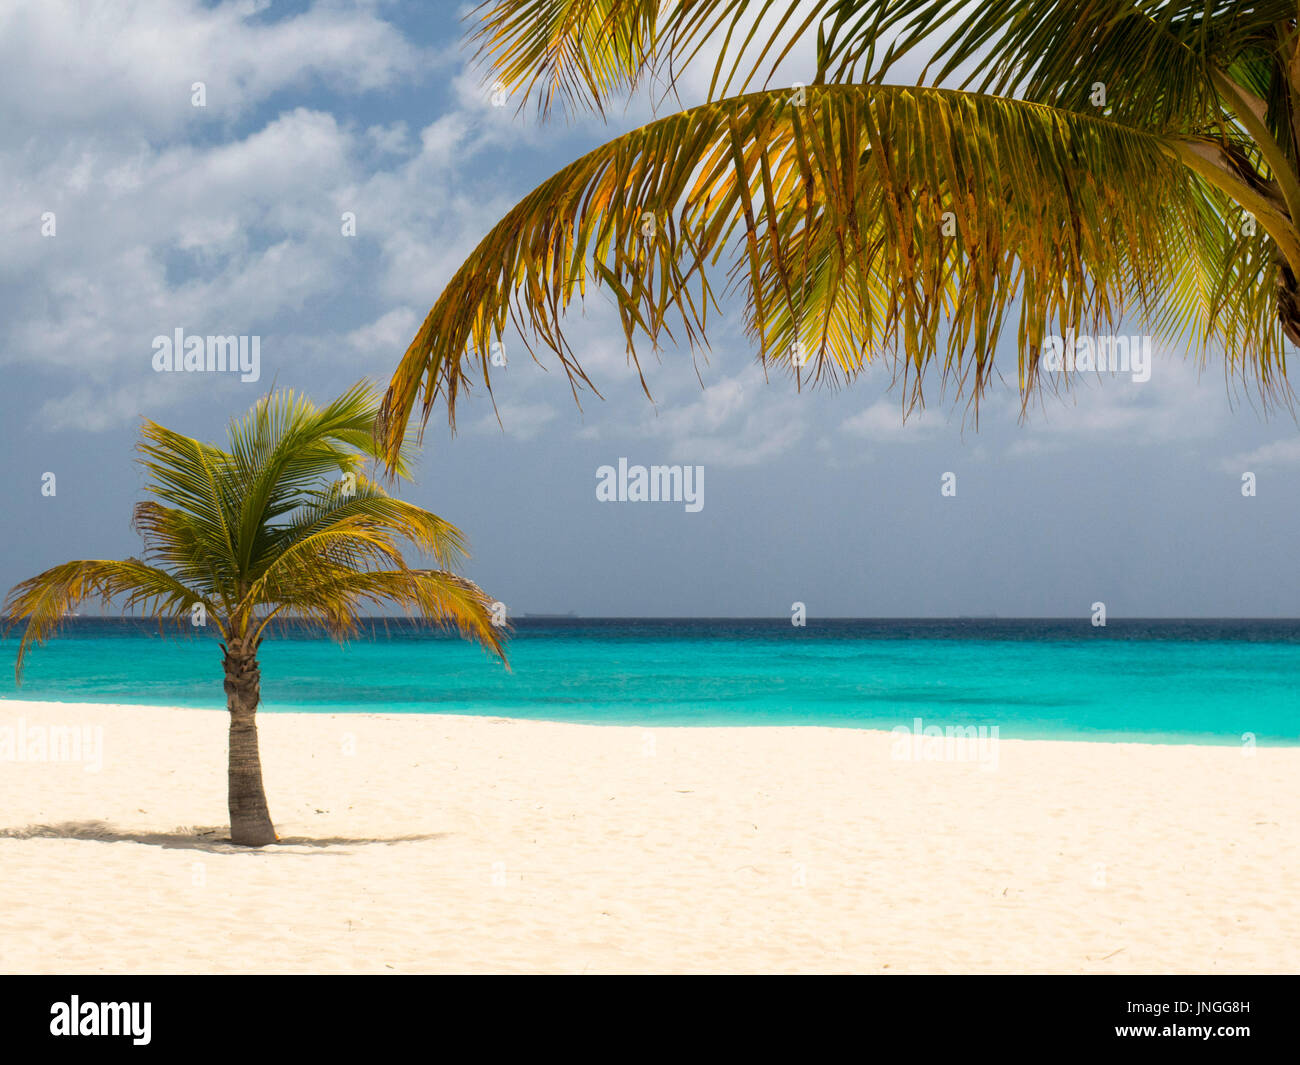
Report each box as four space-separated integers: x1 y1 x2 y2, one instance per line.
251 567 507 662
226 382 417 580
137 420 240 576
380 83 1291 460
846 0 1292 123
473 0 663 117
131 501 237 610
254 475 470 577
3 559 218 682
471 0 830 117
850 1 1300 221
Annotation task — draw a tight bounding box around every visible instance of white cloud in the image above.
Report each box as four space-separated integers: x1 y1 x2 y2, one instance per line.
0 0 429 142
347 307 421 359
1217 435 1300 472
628 363 808 467
0 1 550 432
993 343 1233 453
4 109 358 386
365 121 410 156
841 397 938 441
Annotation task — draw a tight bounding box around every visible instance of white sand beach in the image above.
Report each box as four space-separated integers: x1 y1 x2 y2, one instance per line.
1 699 1297 974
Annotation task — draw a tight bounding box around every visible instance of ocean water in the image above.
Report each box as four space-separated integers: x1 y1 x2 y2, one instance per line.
1 618 1297 745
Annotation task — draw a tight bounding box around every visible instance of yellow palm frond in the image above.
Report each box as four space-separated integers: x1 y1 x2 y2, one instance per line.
380 83 1290 460
3 559 218 682
251 567 507 661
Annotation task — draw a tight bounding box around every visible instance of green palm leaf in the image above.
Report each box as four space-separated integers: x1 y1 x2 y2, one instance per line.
5 382 506 681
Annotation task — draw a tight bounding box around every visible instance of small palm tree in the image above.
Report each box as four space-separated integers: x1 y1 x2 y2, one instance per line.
4 383 507 847
378 0 1300 461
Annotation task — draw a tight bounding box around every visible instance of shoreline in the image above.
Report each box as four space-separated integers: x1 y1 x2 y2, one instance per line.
0 697 1284 748
3 699 1297 973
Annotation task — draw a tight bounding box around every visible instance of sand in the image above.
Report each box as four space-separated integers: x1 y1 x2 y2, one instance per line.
1 699 1296 974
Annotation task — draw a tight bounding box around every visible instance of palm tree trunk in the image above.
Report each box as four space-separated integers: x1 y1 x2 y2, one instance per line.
223 638 277 846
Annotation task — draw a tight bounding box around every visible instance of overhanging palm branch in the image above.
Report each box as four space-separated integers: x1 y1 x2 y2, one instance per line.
379 0 1300 463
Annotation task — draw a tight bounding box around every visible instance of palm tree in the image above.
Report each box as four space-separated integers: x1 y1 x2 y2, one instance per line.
4 383 507 847
378 0 1300 462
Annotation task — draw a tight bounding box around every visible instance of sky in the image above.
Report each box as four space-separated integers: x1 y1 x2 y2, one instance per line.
1 0 1298 619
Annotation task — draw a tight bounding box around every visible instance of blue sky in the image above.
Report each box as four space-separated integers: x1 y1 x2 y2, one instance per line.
2 0 1298 618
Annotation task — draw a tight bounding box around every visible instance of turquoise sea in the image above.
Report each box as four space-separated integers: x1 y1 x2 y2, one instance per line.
1 618 1297 745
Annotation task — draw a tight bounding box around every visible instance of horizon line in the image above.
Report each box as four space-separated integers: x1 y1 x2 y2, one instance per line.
39 614 1300 623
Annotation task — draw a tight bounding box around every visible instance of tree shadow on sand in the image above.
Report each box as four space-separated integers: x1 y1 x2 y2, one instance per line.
0 821 449 853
